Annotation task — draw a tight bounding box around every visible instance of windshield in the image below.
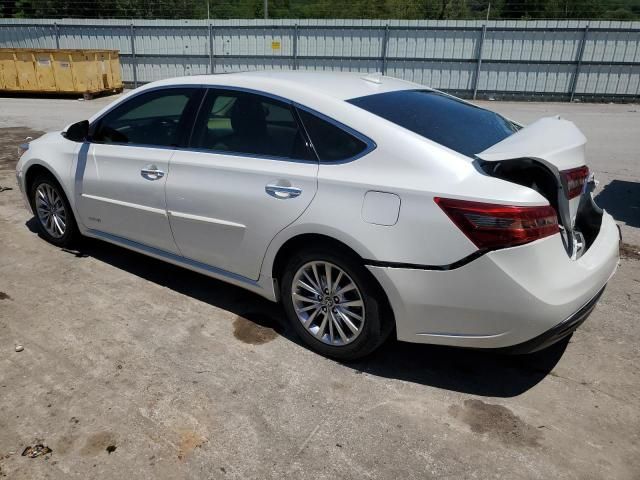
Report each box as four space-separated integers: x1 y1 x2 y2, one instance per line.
347 90 519 158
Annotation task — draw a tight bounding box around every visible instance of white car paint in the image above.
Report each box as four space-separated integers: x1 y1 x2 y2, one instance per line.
478 115 587 170
76 142 180 254
166 148 318 279
361 191 401 226
16 71 620 351
372 213 619 346
479 115 589 233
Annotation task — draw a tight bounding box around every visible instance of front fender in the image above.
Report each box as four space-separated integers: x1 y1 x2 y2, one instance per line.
20 133 82 222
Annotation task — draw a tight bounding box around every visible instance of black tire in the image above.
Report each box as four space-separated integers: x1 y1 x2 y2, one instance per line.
29 173 79 248
280 246 393 361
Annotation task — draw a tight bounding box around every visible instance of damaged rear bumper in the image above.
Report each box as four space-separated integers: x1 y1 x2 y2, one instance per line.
367 211 620 351
493 285 605 354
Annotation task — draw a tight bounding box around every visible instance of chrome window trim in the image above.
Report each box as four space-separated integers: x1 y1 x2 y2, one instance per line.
172 145 319 165
86 83 376 164
88 84 205 139
293 103 377 164
184 86 317 164
201 84 298 107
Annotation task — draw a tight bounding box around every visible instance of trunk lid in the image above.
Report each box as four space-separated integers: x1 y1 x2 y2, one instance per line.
477 116 592 258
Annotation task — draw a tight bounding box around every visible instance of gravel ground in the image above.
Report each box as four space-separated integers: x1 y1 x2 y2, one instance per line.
0 94 638 480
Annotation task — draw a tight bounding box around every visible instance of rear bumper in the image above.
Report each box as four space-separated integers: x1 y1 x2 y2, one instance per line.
493 285 605 354
368 211 620 349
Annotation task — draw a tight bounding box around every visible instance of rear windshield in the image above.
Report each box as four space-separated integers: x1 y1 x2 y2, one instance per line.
347 90 518 157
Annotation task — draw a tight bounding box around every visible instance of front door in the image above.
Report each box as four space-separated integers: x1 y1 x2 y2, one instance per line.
166 88 318 280
75 87 202 253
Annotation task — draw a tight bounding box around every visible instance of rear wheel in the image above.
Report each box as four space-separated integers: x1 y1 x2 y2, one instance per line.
30 174 79 247
281 247 393 360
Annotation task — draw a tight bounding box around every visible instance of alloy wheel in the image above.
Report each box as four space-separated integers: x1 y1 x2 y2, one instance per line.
35 183 67 239
291 261 366 346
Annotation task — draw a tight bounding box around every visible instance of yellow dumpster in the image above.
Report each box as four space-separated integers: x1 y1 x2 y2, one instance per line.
0 48 123 98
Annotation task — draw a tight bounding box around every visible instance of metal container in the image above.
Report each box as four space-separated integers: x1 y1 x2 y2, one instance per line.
0 48 122 97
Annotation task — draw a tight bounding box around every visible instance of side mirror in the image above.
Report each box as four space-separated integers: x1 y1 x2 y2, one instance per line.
64 120 89 142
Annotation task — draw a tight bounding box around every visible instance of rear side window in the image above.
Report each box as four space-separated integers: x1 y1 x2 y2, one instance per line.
92 88 198 147
347 90 518 158
297 109 368 162
190 89 313 160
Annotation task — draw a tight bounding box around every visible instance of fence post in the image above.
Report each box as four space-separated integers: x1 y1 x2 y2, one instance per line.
209 23 214 74
54 22 60 49
292 24 298 70
381 24 389 75
570 24 589 102
130 23 138 88
472 24 486 100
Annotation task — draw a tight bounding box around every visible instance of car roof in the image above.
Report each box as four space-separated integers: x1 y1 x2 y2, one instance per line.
144 70 427 103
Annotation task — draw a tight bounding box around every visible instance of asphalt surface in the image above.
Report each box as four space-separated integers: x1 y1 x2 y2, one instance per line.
0 94 639 479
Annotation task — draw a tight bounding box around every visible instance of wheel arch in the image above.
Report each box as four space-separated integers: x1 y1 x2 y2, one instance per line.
24 163 59 198
23 161 79 224
268 231 396 331
271 233 368 283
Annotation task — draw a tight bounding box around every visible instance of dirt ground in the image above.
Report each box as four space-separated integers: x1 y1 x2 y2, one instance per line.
0 96 639 479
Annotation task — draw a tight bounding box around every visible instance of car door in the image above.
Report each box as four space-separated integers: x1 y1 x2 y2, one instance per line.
166 88 318 280
75 87 202 254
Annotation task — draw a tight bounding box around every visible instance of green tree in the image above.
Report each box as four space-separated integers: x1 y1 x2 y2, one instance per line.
3 0 639 19
544 0 604 18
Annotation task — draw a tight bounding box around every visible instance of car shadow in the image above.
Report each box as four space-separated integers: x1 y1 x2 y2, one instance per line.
345 336 568 398
27 218 566 398
595 179 640 228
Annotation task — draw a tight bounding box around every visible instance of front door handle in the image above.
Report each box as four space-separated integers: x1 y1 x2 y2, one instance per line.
141 165 165 180
265 184 302 199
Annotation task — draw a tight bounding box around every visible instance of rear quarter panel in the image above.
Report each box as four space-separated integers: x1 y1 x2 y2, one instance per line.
262 116 550 275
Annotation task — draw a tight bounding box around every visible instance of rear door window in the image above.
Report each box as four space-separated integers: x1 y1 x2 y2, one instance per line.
92 88 200 147
296 109 369 162
190 89 314 160
348 90 519 157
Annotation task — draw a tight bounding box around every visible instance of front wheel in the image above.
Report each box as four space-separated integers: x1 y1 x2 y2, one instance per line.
30 174 79 247
281 248 393 360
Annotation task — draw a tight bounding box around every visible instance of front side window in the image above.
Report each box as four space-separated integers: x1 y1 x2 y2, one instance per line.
347 90 519 158
190 89 313 160
92 88 198 147
296 109 368 162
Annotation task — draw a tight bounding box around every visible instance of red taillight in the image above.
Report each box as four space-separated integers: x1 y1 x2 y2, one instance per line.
434 197 559 250
561 166 589 199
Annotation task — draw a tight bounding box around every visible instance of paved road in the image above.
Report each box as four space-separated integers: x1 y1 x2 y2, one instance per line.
0 95 638 479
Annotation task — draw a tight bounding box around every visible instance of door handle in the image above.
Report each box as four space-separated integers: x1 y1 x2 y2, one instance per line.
141 165 165 180
265 184 302 199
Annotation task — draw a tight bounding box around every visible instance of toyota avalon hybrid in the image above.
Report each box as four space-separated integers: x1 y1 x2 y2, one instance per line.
15 71 620 360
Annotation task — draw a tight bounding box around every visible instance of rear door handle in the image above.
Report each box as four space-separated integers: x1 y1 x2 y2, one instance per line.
265 184 302 199
141 165 165 180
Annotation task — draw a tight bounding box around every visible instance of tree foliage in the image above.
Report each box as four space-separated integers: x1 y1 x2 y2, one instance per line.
1 0 638 19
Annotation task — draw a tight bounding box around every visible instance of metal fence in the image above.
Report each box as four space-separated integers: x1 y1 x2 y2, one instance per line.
1 18 639 101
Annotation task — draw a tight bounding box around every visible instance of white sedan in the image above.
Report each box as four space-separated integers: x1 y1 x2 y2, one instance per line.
15 71 620 360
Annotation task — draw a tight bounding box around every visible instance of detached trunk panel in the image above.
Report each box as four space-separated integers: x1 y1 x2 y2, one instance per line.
477 116 599 259
477 116 587 170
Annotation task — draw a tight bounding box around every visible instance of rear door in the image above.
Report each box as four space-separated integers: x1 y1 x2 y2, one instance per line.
76 87 202 253
166 88 318 280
